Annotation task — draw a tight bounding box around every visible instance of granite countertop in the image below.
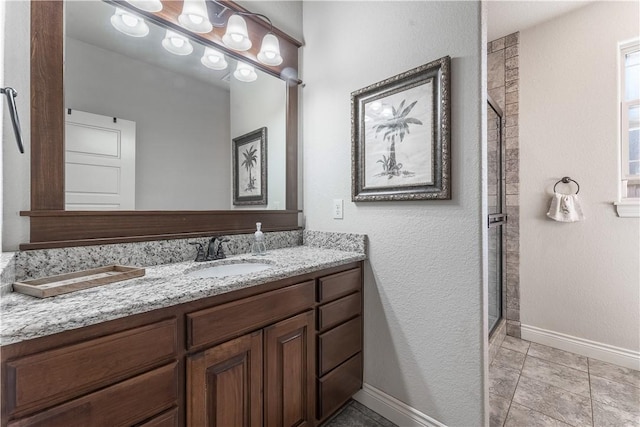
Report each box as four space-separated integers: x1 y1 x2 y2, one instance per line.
0 246 365 346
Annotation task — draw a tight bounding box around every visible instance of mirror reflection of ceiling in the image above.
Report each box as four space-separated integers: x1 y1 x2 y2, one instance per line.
65 1 232 91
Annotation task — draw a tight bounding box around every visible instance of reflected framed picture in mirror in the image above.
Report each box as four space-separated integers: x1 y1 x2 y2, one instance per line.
233 127 268 205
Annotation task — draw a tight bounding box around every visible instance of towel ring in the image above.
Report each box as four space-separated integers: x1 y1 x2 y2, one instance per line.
553 176 580 194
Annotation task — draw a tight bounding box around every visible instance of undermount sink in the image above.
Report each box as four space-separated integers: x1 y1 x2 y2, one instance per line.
185 262 273 279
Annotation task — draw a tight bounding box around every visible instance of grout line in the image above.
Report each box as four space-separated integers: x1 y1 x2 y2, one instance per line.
588 358 595 426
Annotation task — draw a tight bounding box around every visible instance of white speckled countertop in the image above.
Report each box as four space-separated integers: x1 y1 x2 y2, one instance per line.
0 246 365 346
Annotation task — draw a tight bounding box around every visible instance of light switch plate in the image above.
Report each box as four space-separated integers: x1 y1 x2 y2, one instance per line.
333 199 344 219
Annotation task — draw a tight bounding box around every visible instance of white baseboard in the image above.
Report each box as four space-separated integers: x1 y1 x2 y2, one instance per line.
521 324 640 370
353 383 446 427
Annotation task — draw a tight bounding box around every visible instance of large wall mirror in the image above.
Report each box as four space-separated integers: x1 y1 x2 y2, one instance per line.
23 0 301 249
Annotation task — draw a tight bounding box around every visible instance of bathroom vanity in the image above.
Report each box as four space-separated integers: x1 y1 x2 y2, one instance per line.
0 244 364 427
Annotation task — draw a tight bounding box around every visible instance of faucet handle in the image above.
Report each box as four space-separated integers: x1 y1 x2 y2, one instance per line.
189 242 206 262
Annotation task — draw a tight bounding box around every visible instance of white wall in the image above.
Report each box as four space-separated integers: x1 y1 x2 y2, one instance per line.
302 2 485 425
230 71 286 210
66 37 231 211
2 0 29 251
0 0 5 249
520 1 640 354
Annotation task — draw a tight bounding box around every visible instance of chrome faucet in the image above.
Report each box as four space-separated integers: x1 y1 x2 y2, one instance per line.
189 237 229 262
206 236 229 261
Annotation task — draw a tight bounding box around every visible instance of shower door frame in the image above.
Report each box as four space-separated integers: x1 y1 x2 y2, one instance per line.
488 95 507 336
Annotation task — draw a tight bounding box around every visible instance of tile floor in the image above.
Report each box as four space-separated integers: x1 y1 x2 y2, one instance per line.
490 336 640 427
322 400 397 427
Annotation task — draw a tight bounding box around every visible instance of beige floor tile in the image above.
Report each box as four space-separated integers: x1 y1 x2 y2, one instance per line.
492 347 526 372
527 343 588 372
592 400 640 427
504 403 572 427
589 358 640 389
521 356 590 397
512 376 592 426
490 393 511 427
490 363 521 399
502 336 530 354
591 375 640 417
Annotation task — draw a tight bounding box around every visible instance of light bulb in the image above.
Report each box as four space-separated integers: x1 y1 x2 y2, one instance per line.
111 8 149 38
178 0 212 33
162 30 193 55
121 14 139 27
234 62 257 82
257 33 283 66
222 15 251 51
201 47 228 70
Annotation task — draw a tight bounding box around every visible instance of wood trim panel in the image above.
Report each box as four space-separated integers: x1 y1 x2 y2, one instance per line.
317 268 362 303
27 0 301 247
30 1 64 211
137 408 179 427
187 281 315 350
317 316 362 376
7 363 178 427
317 292 361 332
20 210 299 249
316 353 363 421
6 319 178 418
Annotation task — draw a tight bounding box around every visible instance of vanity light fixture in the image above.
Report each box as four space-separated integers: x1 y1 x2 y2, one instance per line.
201 47 228 70
222 14 252 51
234 62 257 82
162 30 194 55
110 7 150 38
125 0 163 13
178 0 213 34
257 33 283 66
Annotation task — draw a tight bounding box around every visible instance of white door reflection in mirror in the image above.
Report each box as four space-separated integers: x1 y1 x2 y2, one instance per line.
65 110 136 210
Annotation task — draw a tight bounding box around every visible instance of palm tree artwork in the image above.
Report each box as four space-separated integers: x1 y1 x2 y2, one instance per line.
241 144 258 192
372 99 423 178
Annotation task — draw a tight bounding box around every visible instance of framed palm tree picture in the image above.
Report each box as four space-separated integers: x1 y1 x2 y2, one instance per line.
233 127 267 205
351 56 451 201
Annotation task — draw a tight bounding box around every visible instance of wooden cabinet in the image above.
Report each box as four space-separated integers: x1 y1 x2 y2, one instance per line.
264 311 314 427
187 331 263 427
1 261 364 427
315 268 364 423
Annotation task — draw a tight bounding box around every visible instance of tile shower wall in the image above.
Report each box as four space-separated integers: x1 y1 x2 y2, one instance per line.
488 32 520 338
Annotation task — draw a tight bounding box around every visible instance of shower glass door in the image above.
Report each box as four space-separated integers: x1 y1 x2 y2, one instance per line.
487 98 506 334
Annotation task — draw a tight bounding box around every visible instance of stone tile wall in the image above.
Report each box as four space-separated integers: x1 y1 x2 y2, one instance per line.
488 32 521 338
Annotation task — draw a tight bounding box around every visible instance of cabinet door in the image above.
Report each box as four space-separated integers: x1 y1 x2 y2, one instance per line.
264 311 314 427
187 331 262 427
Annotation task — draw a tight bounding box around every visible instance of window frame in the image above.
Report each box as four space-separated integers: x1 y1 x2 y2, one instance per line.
616 39 640 217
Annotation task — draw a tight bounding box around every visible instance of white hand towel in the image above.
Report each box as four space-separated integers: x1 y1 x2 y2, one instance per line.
547 193 585 222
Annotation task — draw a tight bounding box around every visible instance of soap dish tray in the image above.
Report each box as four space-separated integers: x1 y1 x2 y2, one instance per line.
13 265 145 298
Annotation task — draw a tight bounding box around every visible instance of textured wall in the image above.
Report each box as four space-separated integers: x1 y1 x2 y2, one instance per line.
520 1 640 351
302 2 485 425
1 0 29 251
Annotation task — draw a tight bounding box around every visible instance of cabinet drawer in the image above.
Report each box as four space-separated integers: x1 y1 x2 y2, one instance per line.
187 281 315 349
6 319 178 416
317 353 362 420
136 408 178 427
317 292 361 331
8 362 178 427
318 268 361 303
317 316 362 376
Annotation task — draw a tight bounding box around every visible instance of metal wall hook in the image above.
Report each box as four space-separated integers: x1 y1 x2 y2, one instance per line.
553 176 580 194
1 87 24 154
